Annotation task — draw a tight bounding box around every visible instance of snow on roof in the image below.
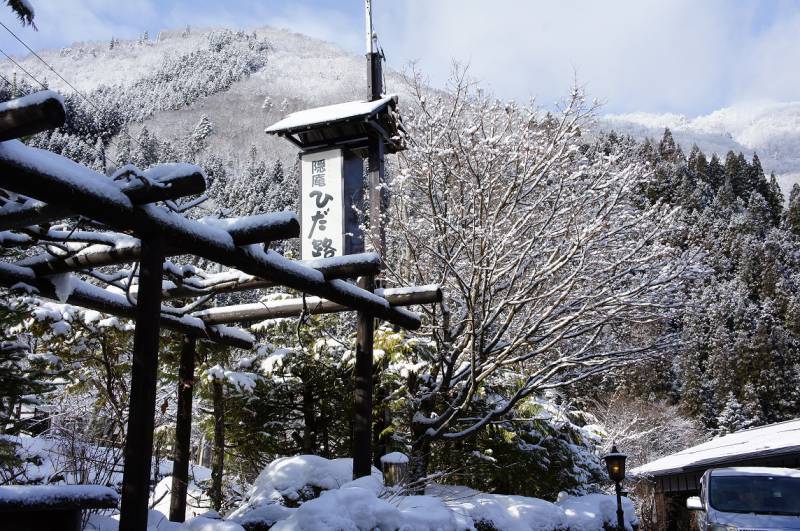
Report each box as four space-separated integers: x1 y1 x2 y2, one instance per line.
632 418 800 477
265 94 397 134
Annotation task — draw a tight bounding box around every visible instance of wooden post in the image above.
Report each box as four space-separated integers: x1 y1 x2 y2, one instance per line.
352 275 376 479
352 0 385 479
119 238 165 531
169 335 196 523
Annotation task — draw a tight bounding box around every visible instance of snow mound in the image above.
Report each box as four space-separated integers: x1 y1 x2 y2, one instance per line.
557 492 637 531
228 455 638 530
227 455 381 526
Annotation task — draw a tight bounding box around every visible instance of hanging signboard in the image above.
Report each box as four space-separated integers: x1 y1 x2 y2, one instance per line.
300 148 364 260
300 149 344 260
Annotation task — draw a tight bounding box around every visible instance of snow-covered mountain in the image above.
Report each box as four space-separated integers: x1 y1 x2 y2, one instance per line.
2 26 799 193
601 102 800 193
0 26 406 172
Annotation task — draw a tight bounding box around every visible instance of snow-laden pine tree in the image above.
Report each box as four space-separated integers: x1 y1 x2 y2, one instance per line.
717 393 747 436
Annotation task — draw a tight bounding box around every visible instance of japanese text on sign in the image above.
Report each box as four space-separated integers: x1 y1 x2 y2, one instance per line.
300 149 344 260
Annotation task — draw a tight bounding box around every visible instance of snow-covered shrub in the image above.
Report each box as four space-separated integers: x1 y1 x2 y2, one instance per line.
429 398 606 501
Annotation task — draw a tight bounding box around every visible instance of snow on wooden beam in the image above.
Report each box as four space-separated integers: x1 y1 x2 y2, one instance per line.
0 163 206 231
0 262 253 349
0 91 66 142
0 141 420 330
161 253 382 299
192 284 441 325
18 242 142 276
199 212 300 245
15 213 301 277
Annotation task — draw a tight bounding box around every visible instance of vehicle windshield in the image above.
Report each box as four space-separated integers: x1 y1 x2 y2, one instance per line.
709 475 800 516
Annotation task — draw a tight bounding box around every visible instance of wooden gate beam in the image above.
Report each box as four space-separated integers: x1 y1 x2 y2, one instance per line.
192 285 441 324
0 90 66 142
16 213 301 276
0 141 420 330
0 262 253 349
0 164 206 231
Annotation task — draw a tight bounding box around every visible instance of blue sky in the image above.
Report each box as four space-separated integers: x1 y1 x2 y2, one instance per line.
1 0 799 115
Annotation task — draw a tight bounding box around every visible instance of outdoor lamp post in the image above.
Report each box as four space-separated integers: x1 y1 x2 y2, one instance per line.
604 444 627 531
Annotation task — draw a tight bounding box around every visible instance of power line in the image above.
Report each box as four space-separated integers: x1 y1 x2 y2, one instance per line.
0 21 144 157
0 20 106 119
0 46 46 89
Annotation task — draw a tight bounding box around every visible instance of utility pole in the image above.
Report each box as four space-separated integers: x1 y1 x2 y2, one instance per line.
352 0 384 480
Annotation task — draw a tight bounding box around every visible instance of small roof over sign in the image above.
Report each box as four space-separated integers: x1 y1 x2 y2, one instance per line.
265 94 406 154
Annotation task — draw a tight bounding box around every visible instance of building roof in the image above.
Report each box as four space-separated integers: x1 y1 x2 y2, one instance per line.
632 418 800 477
264 94 406 154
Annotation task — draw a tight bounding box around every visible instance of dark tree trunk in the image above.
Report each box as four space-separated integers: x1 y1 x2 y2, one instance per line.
302 376 316 454
169 336 196 522
408 431 431 495
210 380 224 512
372 380 390 470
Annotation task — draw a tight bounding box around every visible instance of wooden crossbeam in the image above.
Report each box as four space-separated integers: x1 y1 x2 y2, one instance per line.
0 140 420 330
0 262 253 349
0 164 206 231
161 253 381 299
15 213 301 276
192 284 442 324
0 91 66 142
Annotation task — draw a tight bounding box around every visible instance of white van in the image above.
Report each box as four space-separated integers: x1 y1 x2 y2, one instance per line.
686 467 800 530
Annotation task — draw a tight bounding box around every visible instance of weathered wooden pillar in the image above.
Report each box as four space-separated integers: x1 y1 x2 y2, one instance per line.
119 238 165 531
352 3 385 479
169 335 196 522
352 276 376 479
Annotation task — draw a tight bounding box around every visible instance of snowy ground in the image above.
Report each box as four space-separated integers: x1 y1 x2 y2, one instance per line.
225 455 637 531
2 438 637 530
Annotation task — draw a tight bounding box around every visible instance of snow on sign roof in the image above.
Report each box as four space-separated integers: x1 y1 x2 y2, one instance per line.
265 94 398 134
632 418 800 477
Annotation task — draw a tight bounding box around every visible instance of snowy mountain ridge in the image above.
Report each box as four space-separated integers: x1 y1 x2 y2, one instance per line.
2 25 799 191
602 101 800 192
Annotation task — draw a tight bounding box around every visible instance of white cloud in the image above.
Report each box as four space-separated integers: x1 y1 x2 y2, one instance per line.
374 0 800 115
2 0 798 115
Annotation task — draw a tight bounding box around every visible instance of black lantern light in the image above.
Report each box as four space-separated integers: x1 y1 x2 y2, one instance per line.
604 444 628 531
604 444 627 483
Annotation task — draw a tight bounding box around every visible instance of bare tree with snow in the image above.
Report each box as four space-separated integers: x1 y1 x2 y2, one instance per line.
386 68 693 481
